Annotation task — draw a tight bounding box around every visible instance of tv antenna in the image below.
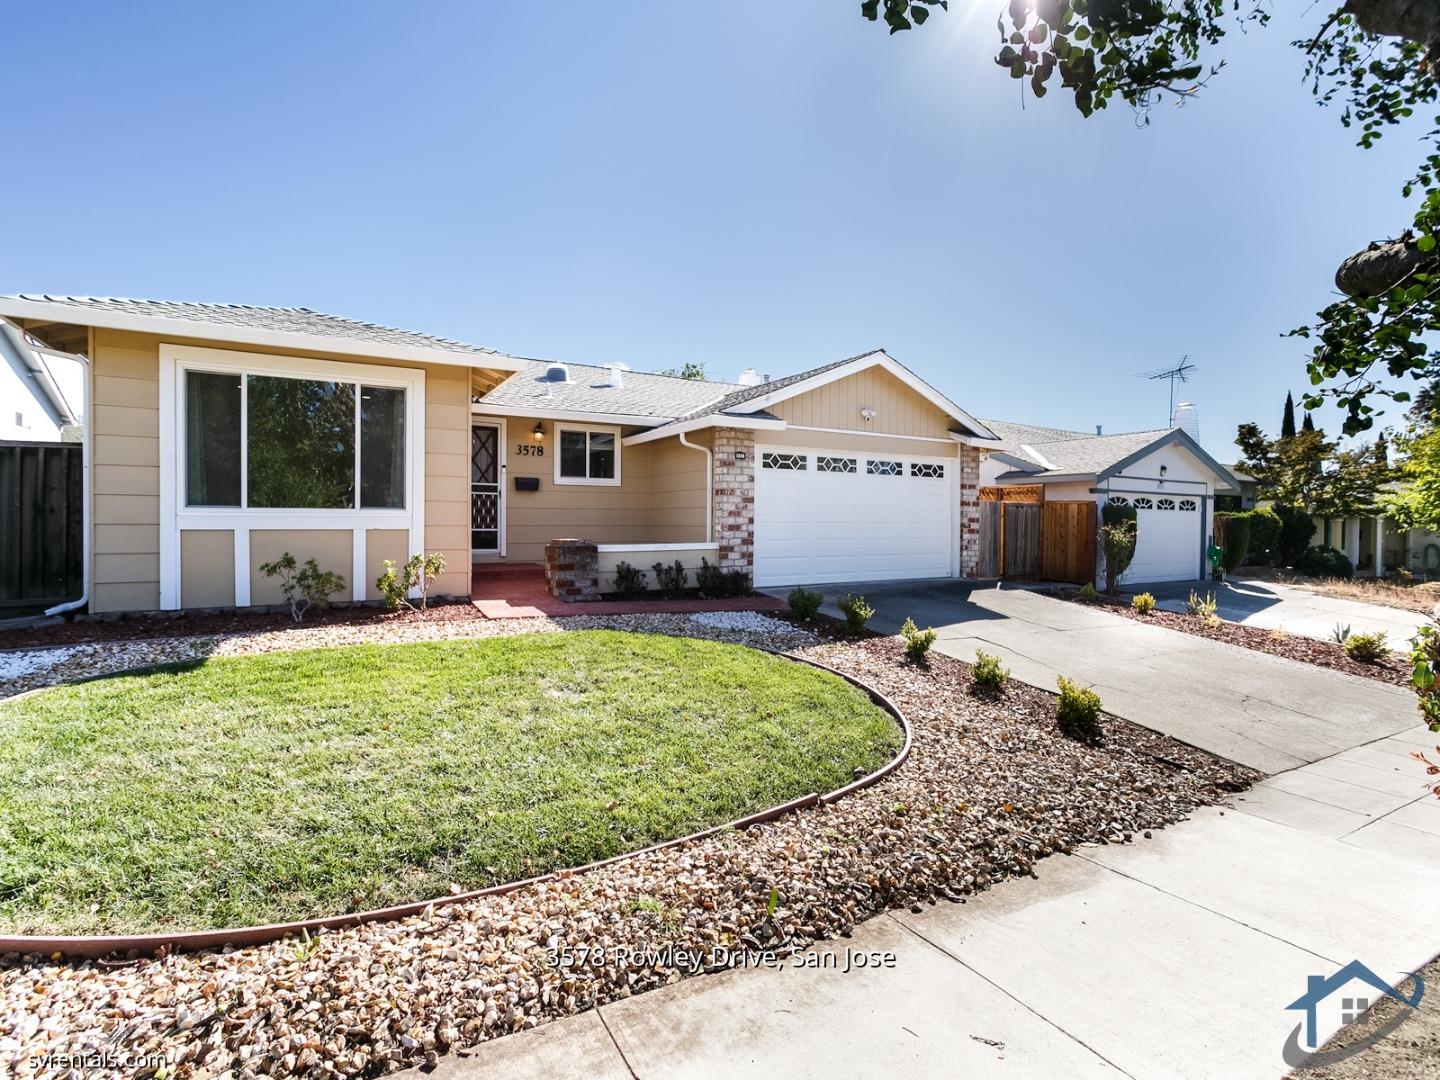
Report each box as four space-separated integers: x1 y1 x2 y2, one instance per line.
1135 356 1196 422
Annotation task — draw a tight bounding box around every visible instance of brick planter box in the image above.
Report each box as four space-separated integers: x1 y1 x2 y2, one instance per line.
544 539 600 602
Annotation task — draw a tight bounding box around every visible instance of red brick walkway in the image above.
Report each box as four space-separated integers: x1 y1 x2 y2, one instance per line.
472 564 787 620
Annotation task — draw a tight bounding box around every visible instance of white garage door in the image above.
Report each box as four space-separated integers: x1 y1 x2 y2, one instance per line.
1112 493 1204 585
753 448 954 587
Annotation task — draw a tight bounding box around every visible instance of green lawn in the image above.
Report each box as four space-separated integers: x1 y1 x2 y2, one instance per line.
0 631 899 935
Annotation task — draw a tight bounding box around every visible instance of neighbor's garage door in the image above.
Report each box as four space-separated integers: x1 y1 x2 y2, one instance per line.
1112 493 1204 585
753 448 954 587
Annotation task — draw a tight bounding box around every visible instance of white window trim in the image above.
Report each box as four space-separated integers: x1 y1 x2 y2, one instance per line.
553 422 622 486
159 344 426 610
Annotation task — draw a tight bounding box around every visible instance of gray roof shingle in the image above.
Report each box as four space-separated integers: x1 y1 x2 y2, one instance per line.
663 349 882 426
1005 428 1173 476
478 358 741 420
1 295 500 358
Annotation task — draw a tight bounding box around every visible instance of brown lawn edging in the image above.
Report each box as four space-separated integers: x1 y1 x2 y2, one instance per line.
0 652 910 961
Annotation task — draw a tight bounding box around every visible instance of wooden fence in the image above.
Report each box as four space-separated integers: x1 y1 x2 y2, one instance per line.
977 494 1096 584
0 441 82 609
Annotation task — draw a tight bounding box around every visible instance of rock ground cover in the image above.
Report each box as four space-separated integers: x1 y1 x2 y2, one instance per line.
0 618 1255 1079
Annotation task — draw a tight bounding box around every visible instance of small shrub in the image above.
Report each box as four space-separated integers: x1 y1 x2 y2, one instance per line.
1295 545 1354 579
900 616 937 663
1078 582 1098 602
696 558 750 598
375 551 448 612
837 594 875 636
1330 622 1352 644
1099 502 1138 593
1131 592 1156 615
1185 589 1217 621
612 560 649 599
651 559 688 598
788 587 823 619
1344 630 1389 662
262 552 346 622
970 650 1009 692
1056 676 1103 745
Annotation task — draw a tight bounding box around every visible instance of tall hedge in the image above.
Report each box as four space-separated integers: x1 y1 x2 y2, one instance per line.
1272 504 1317 568
1244 506 1281 566
1218 514 1251 572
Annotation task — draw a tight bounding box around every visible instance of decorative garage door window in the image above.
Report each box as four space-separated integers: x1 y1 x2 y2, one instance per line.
1133 497 1154 510
1156 497 1177 510
1178 498 1198 511
762 452 807 471
911 463 945 478
867 459 902 476
1107 495 1130 506
817 455 857 474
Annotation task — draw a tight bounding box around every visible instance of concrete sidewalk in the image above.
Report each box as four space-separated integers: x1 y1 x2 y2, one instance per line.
418 729 1440 1080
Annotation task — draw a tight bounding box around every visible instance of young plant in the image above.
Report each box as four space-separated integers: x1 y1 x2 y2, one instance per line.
1077 582 1098 603
837 594 875 637
1329 622 1353 645
260 552 346 623
612 560 649 600
1056 676 1103 746
788 587 823 620
1131 592 1156 615
696 558 750 598
651 559 688 598
375 551 448 612
1098 501 1138 593
899 616 937 663
1343 630 1388 662
969 650 1009 693
1185 589 1218 622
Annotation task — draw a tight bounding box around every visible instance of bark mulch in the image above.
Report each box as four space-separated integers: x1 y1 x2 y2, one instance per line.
1045 587 1411 687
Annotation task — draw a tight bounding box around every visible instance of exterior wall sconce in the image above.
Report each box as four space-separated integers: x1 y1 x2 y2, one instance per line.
532 422 545 441
860 408 877 423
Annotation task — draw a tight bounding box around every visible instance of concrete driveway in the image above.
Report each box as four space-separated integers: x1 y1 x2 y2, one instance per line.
775 579 1414 774
1142 576 1430 647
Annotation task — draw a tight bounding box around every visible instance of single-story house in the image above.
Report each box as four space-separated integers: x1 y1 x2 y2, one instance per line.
0 295 1010 614
0 318 85 443
977 419 1240 585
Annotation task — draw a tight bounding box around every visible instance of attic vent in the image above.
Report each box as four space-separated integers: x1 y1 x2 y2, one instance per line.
543 363 570 383
603 363 628 388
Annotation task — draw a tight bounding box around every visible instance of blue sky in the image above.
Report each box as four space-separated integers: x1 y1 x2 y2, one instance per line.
0 2 1421 457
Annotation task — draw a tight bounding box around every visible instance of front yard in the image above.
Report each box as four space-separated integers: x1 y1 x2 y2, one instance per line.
0 632 900 934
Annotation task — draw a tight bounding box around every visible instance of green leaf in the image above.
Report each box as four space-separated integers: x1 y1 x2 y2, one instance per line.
1418 234 1437 253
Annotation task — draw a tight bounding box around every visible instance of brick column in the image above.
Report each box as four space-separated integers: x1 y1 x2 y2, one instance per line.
958 444 981 579
544 539 599 601
712 428 755 580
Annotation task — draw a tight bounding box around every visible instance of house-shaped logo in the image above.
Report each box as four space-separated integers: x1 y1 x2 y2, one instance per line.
1282 959 1425 1066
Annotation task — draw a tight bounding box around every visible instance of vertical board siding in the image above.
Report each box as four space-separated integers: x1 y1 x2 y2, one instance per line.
0 441 82 607
1002 504 1042 578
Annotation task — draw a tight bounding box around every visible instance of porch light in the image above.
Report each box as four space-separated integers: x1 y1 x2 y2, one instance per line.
533 422 545 441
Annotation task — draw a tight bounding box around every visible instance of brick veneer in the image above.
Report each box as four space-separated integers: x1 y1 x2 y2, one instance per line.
544 538 599 601
712 427 755 579
958 444 981 578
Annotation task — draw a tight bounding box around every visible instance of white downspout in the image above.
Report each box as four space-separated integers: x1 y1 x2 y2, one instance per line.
678 432 714 543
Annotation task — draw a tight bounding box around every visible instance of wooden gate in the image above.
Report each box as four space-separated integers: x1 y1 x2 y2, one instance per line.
1041 500 1097 584
0 441 83 609
978 486 1043 579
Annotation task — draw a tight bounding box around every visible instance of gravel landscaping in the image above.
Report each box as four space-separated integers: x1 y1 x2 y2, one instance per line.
0 613 1256 1079
1046 588 1412 687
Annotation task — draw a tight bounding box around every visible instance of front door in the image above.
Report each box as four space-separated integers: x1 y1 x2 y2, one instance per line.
471 422 504 555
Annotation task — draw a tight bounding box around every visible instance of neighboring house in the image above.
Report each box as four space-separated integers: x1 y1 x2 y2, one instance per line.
1311 496 1439 579
0 318 85 442
0 295 1004 614
978 419 1239 585
1220 464 1259 510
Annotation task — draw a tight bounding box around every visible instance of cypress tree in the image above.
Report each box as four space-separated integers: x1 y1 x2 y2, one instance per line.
1281 392 1297 439
1302 412 1315 433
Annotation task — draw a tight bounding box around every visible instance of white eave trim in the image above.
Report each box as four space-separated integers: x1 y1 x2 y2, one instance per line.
725 350 997 441
623 413 787 445
472 402 665 426
0 297 521 371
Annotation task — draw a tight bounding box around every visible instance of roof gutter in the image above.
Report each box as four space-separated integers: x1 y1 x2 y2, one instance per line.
0 319 79 427
624 413 786 446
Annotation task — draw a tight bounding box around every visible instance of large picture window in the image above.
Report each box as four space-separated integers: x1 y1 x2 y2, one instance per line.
555 424 620 485
182 368 408 510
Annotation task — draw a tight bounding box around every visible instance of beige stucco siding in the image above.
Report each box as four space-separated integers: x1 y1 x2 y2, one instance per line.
365 529 411 600
248 529 354 606
180 530 236 608
770 367 954 438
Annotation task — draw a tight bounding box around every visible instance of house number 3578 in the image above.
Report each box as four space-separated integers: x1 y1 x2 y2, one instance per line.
515 444 544 456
